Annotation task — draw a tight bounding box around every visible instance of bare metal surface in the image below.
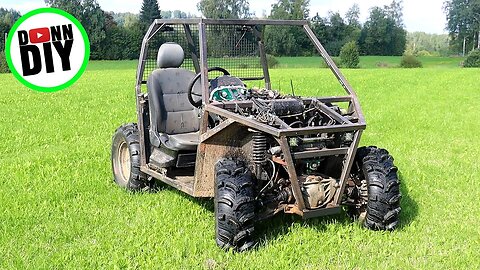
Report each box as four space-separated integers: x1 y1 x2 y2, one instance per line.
200 118 235 142
206 105 282 136
210 97 352 110
279 124 365 136
193 122 254 197
292 148 349 159
141 166 195 195
314 101 352 124
199 23 209 106
279 136 306 210
333 130 363 205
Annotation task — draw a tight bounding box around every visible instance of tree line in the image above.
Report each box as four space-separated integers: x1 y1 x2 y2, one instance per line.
0 0 477 61
444 0 480 55
200 0 408 57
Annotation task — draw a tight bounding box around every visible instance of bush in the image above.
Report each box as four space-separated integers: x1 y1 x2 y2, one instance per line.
400 54 423 68
0 51 10 73
416 50 431 57
464 49 480 68
266 54 279 68
339 41 360 68
320 57 342 68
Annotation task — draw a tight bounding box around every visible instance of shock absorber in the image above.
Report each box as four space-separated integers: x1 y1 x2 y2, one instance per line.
252 131 267 179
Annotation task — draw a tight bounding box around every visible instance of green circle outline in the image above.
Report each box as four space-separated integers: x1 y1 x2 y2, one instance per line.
5 7 90 92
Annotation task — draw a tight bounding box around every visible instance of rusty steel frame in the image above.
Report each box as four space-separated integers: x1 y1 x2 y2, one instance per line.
133 19 367 218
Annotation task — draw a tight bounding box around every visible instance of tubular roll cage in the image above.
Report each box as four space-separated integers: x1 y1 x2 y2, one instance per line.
134 19 366 218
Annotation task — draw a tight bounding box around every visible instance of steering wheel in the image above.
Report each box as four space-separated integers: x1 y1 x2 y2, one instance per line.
188 67 230 107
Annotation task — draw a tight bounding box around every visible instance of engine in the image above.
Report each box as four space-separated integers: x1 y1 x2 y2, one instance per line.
208 78 357 216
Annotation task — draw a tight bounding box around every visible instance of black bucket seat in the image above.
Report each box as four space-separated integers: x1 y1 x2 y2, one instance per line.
147 42 200 151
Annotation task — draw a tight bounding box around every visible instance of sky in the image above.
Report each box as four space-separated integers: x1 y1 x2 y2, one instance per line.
1 0 448 34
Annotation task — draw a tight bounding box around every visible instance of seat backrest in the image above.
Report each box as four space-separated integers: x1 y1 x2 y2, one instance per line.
147 43 200 135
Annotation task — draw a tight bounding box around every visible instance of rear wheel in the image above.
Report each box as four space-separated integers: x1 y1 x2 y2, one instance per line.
111 123 149 191
214 158 256 252
347 146 402 230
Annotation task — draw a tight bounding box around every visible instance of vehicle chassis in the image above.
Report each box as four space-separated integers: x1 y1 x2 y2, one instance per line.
134 19 366 219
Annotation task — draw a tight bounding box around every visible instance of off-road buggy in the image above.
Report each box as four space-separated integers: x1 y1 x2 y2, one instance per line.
111 19 401 251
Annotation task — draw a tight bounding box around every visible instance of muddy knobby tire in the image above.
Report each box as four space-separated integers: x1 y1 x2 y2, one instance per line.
214 158 256 252
355 146 402 231
111 123 150 191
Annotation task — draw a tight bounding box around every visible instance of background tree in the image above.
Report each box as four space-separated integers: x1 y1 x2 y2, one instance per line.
359 2 406 56
444 0 480 54
45 0 106 59
345 4 362 49
0 8 21 73
197 0 251 19
310 4 361 56
265 0 310 56
161 10 172 19
345 3 361 27
463 48 480 67
385 0 404 27
326 12 348 56
112 12 138 27
197 0 251 58
310 13 330 43
0 8 21 52
139 0 161 27
98 12 138 60
340 41 360 68
172 10 188 19
406 32 450 56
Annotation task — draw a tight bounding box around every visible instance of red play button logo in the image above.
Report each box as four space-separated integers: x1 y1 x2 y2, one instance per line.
29 28 50 43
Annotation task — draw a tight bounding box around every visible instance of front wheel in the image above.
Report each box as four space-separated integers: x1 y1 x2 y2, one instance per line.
111 123 149 191
347 146 402 231
214 158 256 252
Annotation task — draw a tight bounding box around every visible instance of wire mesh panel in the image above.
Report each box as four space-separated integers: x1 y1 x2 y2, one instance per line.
141 22 264 83
205 24 263 79
142 24 199 83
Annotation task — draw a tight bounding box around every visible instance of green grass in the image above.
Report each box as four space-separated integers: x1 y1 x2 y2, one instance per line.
0 62 479 269
276 56 465 69
85 56 466 71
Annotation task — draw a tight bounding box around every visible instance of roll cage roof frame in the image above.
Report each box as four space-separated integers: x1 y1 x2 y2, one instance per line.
135 18 365 125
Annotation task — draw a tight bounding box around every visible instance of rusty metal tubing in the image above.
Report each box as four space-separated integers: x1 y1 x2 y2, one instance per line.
136 22 165 90
313 101 352 124
198 23 210 109
210 97 356 110
183 24 201 74
333 130 363 205
292 148 349 159
200 118 235 142
303 24 365 124
141 166 195 196
135 22 163 167
205 105 365 138
153 18 308 26
278 136 306 211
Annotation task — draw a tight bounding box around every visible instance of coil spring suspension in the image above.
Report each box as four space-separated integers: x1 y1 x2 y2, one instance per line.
252 131 267 179
252 132 267 165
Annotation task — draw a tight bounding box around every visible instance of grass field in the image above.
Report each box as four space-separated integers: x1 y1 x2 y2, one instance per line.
0 60 479 269
87 56 466 71
276 56 465 69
